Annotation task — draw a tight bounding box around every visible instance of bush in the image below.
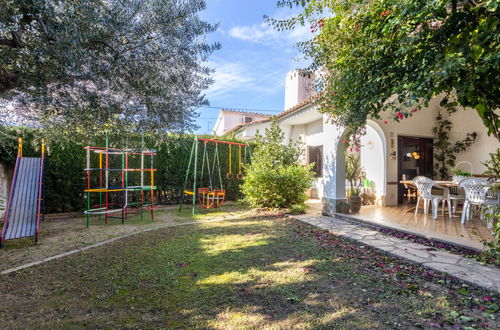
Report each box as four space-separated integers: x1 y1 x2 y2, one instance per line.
242 120 314 208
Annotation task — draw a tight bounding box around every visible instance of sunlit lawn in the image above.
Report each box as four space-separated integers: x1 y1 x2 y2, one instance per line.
0 212 497 329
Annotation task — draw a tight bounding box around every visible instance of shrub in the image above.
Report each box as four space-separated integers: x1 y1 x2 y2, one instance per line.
242 120 314 208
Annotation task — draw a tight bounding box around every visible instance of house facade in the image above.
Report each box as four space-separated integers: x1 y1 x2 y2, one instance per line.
229 72 499 216
211 109 270 136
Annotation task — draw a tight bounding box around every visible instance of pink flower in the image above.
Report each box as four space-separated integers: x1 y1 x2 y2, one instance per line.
413 109 418 112
384 120 388 124
484 296 492 301
396 112 404 119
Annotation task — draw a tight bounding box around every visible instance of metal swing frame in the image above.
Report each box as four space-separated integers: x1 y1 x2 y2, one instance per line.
179 136 250 214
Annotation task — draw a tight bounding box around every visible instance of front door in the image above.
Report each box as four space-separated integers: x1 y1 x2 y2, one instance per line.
397 136 434 204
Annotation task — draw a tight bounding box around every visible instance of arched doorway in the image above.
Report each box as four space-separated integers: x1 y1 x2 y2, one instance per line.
360 120 387 205
321 119 387 215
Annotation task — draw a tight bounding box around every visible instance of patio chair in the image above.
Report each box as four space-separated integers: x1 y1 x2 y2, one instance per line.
447 185 465 215
413 176 451 220
459 178 492 225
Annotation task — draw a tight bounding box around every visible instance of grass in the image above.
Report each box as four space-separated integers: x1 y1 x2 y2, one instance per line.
0 202 250 272
0 211 498 329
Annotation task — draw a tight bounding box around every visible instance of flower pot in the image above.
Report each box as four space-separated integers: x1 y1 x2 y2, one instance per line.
349 194 362 214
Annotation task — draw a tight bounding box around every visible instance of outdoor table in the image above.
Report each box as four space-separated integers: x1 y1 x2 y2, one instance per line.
400 179 499 216
399 180 456 214
400 180 458 187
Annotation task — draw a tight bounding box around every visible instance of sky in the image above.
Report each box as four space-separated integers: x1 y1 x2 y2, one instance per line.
194 0 311 134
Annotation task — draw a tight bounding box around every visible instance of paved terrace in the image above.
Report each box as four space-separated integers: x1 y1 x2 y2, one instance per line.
293 204 500 293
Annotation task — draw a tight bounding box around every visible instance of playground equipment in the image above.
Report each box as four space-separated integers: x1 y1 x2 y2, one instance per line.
84 138 157 227
179 136 250 213
1 138 45 248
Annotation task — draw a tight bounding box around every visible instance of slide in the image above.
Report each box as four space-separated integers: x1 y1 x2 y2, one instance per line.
1 139 45 247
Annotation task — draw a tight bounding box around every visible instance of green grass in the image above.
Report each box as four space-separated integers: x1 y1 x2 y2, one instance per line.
0 212 498 329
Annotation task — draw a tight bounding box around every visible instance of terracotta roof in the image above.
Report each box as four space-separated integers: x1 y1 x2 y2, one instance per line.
222 95 318 136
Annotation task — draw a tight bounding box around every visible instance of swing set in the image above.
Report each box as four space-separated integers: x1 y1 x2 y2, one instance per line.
179 136 250 213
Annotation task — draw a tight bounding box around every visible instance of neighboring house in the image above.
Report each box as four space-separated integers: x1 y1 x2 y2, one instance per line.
227 71 500 216
211 109 270 136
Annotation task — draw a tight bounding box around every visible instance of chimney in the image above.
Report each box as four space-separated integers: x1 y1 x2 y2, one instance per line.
284 70 315 110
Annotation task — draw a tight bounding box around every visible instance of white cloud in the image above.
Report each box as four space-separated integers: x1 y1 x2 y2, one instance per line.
228 22 310 46
205 58 285 100
206 61 253 98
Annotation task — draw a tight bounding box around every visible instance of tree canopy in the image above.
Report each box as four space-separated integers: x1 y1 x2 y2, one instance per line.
268 0 499 140
0 0 219 133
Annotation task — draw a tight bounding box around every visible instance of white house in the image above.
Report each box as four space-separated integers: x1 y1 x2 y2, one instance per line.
211 109 270 136
228 71 500 217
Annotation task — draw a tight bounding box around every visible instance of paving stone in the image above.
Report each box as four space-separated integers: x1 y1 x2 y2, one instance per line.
429 252 463 265
293 214 500 294
389 248 428 264
395 246 432 259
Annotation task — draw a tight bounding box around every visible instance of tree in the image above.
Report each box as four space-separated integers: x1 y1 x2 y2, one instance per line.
267 0 500 140
0 0 219 133
242 120 314 208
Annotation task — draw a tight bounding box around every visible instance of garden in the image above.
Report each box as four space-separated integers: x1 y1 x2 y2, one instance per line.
1 0 499 328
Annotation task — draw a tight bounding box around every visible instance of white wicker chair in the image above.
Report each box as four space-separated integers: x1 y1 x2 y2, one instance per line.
458 178 490 225
413 176 451 220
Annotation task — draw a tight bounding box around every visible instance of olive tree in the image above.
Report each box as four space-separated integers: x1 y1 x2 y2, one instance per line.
0 0 220 133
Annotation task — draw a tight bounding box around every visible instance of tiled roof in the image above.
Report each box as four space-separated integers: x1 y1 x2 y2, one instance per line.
222 95 318 136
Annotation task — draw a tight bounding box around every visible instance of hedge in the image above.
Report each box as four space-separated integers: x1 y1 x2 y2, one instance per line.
0 126 251 213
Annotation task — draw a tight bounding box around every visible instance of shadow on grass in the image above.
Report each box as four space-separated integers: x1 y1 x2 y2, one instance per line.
0 214 496 329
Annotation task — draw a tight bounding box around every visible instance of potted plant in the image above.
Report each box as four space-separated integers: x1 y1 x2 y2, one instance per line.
450 161 473 183
345 153 366 213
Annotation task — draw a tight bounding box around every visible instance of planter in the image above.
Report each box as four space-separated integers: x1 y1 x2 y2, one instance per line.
452 175 470 184
349 194 362 214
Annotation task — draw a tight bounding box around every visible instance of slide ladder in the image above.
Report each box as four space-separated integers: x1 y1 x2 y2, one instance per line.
1 138 45 247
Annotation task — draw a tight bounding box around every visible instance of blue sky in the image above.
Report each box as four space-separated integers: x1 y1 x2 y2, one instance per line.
195 0 311 134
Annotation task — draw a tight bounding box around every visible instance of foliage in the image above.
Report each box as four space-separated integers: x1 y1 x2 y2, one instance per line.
0 126 250 213
432 103 477 180
242 120 314 208
268 0 500 140
482 148 500 183
345 153 366 196
0 0 219 133
480 149 500 264
482 215 500 266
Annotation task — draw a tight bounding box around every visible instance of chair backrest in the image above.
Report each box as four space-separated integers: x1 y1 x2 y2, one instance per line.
412 176 437 198
459 178 489 204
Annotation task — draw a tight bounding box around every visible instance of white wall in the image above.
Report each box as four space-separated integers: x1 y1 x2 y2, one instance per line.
322 117 346 201
284 70 315 110
214 112 269 136
305 119 323 146
370 96 499 205
360 124 386 203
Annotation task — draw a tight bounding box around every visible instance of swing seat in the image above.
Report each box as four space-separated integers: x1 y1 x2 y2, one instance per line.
197 188 225 209
183 190 194 195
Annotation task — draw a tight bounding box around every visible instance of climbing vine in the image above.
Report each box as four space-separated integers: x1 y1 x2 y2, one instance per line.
432 102 477 180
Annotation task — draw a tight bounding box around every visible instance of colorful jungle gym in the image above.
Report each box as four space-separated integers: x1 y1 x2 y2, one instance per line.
83 139 157 227
1 138 45 248
179 136 250 213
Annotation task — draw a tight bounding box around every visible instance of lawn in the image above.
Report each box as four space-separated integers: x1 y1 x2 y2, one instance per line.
0 203 249 272
0 211 498 329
